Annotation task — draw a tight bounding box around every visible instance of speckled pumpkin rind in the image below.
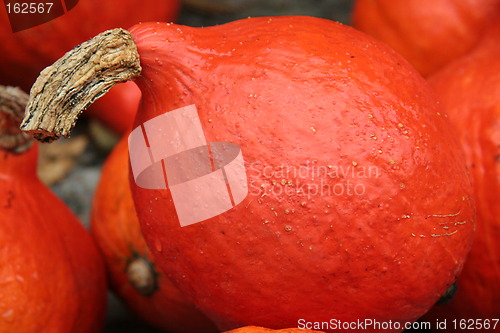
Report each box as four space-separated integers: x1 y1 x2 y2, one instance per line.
128 16 475 332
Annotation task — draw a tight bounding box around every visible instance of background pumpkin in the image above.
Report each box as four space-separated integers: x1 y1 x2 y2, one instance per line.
352 0 500 77
90 136 218 333
21 16 476 332
0 0 179 134
0 86 107 333
422 17 500 329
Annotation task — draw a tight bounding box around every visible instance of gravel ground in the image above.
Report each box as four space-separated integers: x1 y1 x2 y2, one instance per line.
48 1 432 332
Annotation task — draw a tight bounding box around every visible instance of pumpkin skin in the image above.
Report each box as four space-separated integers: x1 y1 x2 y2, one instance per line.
90 137 218 333
423 18 500 327
0 0 179 134
126 17 475 332
352 0 500 77
0 88 107 332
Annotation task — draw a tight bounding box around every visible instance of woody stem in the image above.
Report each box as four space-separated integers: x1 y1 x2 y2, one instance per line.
21 28 142 143
0 86 33 153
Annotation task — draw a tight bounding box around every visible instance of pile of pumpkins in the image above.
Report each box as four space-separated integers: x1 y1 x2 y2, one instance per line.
0 0 498 332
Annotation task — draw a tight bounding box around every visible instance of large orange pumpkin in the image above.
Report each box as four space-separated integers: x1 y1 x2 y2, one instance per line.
0 86 107 332
21 16 475 332
352 0 500 77
423 17 500 329
91 137 218 333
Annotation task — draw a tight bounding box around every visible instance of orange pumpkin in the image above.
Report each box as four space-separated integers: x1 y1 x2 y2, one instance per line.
352 0 500 76
423 17 500 328
21 16 475 332
91 137 218 333
0 86 107 332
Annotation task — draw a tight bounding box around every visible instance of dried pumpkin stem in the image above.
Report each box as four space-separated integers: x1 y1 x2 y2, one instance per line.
127 256 158 296
21 28 142 143
0 86 33 153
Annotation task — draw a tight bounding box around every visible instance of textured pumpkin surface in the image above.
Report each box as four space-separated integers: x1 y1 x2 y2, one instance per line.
0 139 107 332
224 326 324 333
423 18 500 327
127 17 475 332
352 0 500 77
0 0 178 134
91 137 217 333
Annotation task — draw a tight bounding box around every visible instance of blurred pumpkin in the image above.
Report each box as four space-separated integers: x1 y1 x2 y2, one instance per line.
352 0 500 76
